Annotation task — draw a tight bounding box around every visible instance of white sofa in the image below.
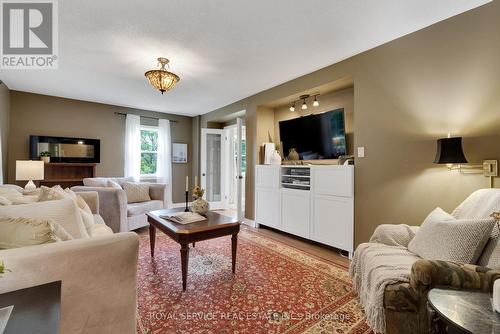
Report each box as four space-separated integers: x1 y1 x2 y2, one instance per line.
0 189 139 334
72 177 168 232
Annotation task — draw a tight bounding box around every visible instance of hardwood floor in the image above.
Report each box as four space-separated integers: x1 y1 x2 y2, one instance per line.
243 224 350 268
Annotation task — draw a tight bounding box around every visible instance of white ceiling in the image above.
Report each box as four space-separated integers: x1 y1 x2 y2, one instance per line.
0 0 490 116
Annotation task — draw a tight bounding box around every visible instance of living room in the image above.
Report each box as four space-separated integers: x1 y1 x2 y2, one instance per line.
1 1 500 333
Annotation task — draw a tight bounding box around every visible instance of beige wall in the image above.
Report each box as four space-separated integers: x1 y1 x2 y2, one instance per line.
201 1 500 246
273 87 354 157
8 91 193 203
0 83 10 182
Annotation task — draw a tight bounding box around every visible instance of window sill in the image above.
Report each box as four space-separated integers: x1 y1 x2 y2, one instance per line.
140 175 157 182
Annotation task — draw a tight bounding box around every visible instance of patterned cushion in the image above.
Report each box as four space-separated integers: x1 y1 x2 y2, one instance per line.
123 182 151 204
38 185 66 201
451 188 500 219
408 207 495 264
478 224 500 269
0 216 72 249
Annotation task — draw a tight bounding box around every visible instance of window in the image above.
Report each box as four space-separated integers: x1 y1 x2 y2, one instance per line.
140 127 158 176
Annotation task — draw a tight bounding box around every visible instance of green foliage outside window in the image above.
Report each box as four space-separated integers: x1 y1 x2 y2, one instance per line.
141 129 158 175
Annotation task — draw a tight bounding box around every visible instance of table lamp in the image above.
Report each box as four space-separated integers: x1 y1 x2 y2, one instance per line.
16 160 44 192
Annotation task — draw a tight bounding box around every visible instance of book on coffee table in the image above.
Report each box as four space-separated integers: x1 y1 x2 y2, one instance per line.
160 212 207 224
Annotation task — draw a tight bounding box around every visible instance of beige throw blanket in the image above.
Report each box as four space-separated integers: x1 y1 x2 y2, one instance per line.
349 225 420 333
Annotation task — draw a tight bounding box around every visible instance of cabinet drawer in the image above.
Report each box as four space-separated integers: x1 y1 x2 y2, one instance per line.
312 166 353 197
256 165 280 190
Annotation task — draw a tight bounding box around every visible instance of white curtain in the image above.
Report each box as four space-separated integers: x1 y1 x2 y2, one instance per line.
157 119 172 207
124 114 141 181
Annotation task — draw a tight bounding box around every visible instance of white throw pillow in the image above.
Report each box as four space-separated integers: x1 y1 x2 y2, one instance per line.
408 207 495 264
0 198 89 239
0 196 12 206
63 188 95 233
88 223 113 237
123 182 151 203
0 216 73 249
0 188 37 205
107 180 122 189
37 186 96 234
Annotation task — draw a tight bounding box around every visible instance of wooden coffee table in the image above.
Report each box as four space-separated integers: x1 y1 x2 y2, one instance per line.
146 209 240 291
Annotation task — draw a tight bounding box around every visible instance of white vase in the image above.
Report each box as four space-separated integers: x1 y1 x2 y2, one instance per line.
41 156 50 163
270 150 282 165
494 279 500 313
191 198 209 216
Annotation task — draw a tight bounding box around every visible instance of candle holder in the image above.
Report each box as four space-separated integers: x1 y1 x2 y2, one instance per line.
184 191 189 212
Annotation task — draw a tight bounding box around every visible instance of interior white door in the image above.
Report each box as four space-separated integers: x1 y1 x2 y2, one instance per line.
200 128 225 209
236 118 246 221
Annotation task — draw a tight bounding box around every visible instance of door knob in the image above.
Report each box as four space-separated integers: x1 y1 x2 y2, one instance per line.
202 173 206 176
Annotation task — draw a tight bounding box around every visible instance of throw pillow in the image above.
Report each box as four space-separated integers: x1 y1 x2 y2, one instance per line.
369 224 419 247
63 188 95 232
38 185 67 202
0 196 12 206
123 182 151 203
0 198 89 239
107 180 122 189
477 223 500 269
0 216 72 249
408 207 495 264
0 188 37 205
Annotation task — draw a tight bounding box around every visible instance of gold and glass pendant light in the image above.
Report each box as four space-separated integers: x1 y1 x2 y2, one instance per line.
145 57 180 94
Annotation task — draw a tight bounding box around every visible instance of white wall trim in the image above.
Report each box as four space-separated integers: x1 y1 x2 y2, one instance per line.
243 218 256 227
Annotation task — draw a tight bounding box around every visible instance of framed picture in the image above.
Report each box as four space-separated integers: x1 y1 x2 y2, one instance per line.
172 143 188 163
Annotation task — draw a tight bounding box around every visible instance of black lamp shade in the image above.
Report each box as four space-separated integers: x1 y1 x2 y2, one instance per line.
434 137 468 164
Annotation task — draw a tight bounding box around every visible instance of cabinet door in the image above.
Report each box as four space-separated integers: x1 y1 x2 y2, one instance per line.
256 189 281 229
281 189 310 238
311 195 353 252
256 165 280 190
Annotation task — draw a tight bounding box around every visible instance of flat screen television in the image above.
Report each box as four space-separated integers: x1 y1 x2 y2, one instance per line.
279 109 346 160
30 135 101 163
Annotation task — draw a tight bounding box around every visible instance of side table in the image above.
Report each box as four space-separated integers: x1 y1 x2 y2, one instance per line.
427 288 500 334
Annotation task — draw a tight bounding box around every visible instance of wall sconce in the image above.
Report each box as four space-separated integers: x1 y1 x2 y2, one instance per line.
288 94 320 111
434 136 498 187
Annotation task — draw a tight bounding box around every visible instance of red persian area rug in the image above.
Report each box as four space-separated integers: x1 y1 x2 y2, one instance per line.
136 227 372 334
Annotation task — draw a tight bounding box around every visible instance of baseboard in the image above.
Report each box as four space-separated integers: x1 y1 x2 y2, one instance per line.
243 218 256 227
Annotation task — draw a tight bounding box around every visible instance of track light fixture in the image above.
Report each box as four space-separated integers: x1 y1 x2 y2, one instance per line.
313 95 319 107
288 94 320 111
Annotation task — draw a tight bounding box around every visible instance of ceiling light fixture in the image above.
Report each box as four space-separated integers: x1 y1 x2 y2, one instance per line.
288 94 319 112
145 57 180 94
300 94 309 110
313 95 319 107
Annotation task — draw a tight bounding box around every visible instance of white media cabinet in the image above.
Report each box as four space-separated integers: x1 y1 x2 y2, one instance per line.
255 164 354 254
